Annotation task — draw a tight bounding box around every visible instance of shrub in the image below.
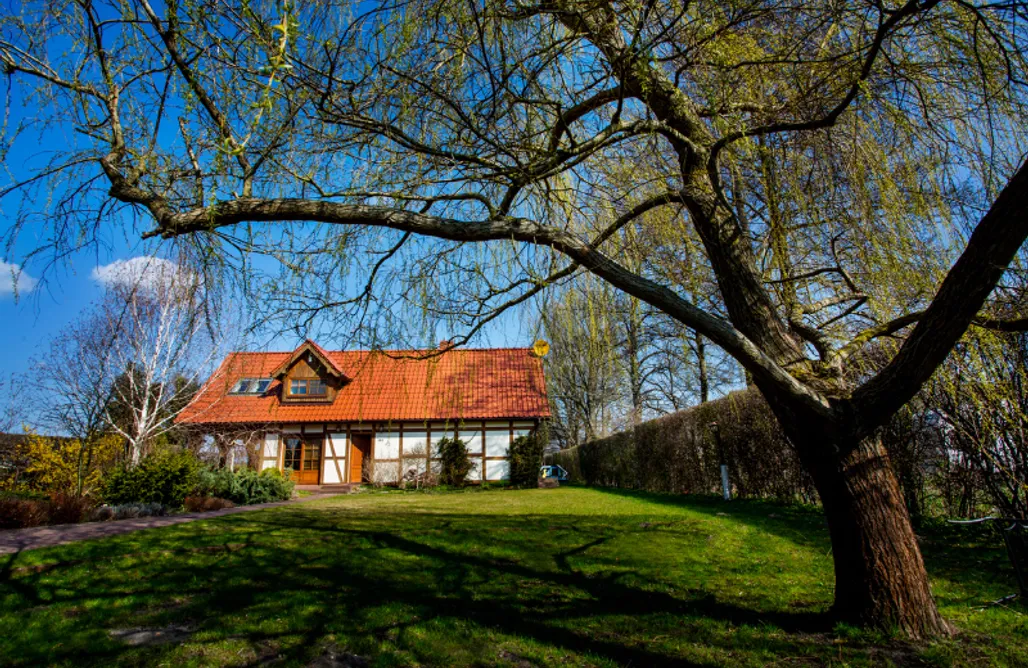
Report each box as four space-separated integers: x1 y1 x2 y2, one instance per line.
193 466 293 505
47 493 97 525
509 433 545 487
0 490 49 502
0 493 97 528
193 467 235 499
436 437 472 486
0 497 49 529
22 432 121 496
89 502 169 521
183 495 236 512
103 450 201 507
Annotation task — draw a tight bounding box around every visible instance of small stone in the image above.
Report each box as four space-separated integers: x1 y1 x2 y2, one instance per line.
109 625 193 646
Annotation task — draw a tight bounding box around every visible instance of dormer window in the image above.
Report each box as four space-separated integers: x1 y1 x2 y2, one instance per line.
231 378 271 395
290 378 327 396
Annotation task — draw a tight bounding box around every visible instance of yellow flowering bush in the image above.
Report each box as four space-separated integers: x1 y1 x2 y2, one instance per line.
23 431 122 496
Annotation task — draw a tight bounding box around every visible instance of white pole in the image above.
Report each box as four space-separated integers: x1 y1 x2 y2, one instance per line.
721 464 731 501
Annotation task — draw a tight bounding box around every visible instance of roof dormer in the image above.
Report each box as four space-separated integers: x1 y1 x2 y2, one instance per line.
271 340 348 403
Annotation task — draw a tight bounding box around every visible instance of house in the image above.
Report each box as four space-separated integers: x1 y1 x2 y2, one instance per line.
176 340 550 486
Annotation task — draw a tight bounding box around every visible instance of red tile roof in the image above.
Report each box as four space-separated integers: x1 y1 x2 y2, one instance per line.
177 346 550 426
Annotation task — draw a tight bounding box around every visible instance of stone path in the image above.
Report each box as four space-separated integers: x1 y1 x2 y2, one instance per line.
0 493 337 555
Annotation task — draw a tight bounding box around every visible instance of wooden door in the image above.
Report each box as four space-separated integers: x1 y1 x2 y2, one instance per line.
299 436 322 485
350 434 371 483
284 435 322 485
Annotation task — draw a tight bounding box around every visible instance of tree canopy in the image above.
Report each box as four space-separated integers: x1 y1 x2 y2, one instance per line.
3 0 1028 638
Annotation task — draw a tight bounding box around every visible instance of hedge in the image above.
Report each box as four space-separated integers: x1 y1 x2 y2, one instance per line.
552 387 818 503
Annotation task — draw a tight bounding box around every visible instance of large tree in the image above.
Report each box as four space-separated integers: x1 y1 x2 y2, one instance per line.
3 0 1028 637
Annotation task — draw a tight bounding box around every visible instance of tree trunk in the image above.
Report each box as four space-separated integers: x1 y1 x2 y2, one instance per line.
789 425 951 639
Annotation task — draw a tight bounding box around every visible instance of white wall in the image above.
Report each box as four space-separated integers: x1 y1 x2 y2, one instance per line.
459 429 483 455
322 432 348 484
403 430 429 456
262 433 279 471
374 460 401 484
485 431 509 457
485 459 510 481
376 431 401 459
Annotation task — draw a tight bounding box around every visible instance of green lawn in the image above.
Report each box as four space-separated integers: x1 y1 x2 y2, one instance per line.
1 487 1024 667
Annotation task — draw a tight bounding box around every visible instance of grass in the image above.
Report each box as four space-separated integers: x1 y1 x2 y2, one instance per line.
1 486 1025 667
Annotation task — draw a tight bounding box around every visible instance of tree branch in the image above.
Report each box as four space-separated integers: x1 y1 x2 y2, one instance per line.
853 156 1028 429
138 197 832 416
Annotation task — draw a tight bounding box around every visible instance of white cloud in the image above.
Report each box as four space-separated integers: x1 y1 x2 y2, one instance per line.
91 256 197 293
0 261 38 297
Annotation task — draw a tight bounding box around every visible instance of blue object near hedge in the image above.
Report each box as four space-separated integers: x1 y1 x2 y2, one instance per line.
539 465 569 481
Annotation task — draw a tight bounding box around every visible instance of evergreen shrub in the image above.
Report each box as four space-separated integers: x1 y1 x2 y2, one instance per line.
509 433 545 487
436 437 473 486
103 451 200 507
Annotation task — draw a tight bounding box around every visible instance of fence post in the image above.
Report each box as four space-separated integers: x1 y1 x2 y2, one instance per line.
710 421 730 501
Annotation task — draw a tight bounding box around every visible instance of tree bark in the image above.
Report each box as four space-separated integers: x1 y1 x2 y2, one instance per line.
694 331 709 404
770 398 951 638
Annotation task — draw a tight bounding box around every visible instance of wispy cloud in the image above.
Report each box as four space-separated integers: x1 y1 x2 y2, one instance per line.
0 260 38 297
91 256 196 292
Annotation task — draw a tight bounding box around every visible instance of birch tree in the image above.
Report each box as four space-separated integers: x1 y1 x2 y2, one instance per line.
3 0 1028 637
99 274 219 464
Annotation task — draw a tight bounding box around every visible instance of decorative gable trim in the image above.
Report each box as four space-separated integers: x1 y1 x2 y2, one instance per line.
270 339 348 380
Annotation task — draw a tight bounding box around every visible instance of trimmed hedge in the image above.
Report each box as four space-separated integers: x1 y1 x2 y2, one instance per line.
552 388 818 503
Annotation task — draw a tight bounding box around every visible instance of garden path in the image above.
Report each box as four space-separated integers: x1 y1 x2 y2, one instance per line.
0 493 338 555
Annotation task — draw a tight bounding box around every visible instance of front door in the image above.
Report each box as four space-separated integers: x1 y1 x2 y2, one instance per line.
350 434 371 483
284 435 322 485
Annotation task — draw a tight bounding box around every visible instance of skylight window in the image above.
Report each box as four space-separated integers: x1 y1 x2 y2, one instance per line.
231 378 271 394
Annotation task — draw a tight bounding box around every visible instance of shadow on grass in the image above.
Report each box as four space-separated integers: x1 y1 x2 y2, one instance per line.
584 485 1021 607
581 485 830 546
1 501 843 668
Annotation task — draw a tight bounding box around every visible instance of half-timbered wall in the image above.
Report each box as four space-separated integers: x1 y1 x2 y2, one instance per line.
259 419 540 484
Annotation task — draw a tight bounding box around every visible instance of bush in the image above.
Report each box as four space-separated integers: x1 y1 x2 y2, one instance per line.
103 450 201 507
0 497 49 529
436 437 473 486
89 502 169 521
47 493 97 524
0 490 49 502
22 432 121 497
193 466 293 505
0 493 97 528
183 495 236 512
509 433 545 487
